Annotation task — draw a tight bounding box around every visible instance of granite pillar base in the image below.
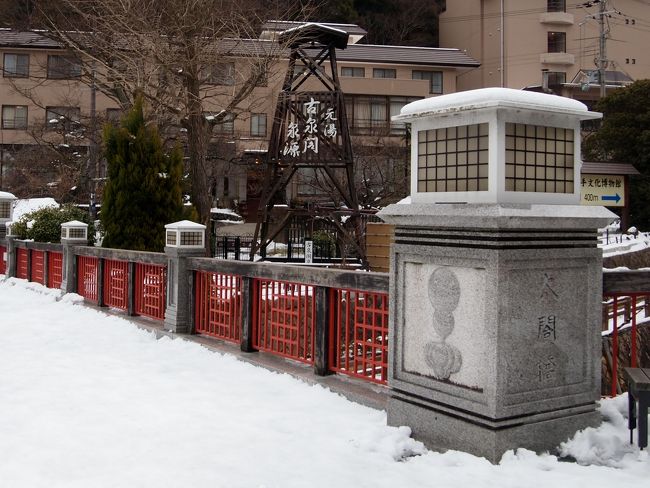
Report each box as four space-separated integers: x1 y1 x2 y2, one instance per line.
388 391 599 463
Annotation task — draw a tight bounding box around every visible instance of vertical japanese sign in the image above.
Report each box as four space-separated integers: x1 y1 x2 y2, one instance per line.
304 239 313 264
282 97 338 159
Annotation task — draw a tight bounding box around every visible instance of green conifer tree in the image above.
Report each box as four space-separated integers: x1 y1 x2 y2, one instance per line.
101 97 184 251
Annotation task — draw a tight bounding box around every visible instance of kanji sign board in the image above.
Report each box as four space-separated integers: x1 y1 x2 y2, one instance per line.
580 174 625 207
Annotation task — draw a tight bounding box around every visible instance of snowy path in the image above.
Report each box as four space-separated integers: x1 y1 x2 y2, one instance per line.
0 278 648 488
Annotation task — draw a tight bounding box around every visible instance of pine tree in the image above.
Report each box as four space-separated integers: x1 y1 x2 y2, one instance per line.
101 97 184 251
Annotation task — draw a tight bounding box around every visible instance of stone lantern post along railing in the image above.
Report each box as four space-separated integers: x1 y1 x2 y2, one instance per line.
0 191 16 240
164 220 207 334
60 221 89 293
379 88 617 462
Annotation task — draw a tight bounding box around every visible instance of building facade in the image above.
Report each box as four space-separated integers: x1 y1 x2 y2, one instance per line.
439 0 647 104
0 23 479 216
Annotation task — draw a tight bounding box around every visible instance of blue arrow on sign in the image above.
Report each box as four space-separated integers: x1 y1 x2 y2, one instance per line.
602 194 621 203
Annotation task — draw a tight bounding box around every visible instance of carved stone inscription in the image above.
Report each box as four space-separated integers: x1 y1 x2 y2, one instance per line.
403 263 487 390
505 267 586 395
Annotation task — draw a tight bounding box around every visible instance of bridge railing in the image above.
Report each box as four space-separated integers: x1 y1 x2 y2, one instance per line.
1 235 646 392
602 270 650 396
187 258 390 383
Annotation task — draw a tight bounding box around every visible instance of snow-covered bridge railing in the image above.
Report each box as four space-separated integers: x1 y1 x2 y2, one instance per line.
602 269 650 397
73 246 168 321
188 258 390 384
8 241 63 289
4 228 647 392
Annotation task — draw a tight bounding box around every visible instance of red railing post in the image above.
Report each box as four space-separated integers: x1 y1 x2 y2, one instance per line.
612 295 619 397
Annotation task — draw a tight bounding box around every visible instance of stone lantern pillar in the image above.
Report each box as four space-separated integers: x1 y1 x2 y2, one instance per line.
60 220 89 293
378 88 616 462
163 220 206 334
0 191 16 239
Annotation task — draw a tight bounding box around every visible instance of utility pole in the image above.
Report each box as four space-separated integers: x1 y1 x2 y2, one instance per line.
598 0 608 98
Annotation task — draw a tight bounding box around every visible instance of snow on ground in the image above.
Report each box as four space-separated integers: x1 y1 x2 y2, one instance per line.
11 198 58 222
0 278 648 488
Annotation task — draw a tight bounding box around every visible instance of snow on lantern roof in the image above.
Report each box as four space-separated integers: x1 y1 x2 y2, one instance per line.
394 87 601 121
0 191 17 200
61 220 88 228
164 220 206 231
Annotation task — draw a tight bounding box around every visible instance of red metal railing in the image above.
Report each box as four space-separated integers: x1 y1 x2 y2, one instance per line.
16 248 28 279
0 245 7 275
47 251 63 289
103 259 128 311
603 293 649 396
253 279 315 363
77 256 99 303
194 271 241 342
135 263 166 321
329 288 389 384
31 250 45 285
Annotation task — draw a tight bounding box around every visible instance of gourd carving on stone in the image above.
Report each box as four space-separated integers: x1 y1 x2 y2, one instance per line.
424 267 462 380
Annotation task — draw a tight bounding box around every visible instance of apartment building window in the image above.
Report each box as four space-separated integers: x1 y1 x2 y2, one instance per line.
341 67 365 77
47 55 82 79
547 71 566 86
345 95 421 135
412 70 443 94
373 68 396 79
547 0 566 12
46 106 81 131
2 105 28 129
214 113 234 135
547 32 566 53
205 62 235 85
250 113 267 137
3 53 29 78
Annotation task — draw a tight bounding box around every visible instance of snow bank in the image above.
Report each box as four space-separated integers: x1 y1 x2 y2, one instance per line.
11 198 58 221
1 278 649 487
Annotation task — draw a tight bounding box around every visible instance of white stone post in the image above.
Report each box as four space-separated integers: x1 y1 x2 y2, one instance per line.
163 220 206 334
379 88 616 462
0 191 16 240
60 221 89 293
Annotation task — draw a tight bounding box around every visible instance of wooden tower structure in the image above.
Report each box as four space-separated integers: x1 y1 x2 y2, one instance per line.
252 23 360 259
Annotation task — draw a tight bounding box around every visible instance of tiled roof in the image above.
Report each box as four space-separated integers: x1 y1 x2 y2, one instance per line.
581 162 640 176
0 30 480 68
340 44 480 68
0 29 62 48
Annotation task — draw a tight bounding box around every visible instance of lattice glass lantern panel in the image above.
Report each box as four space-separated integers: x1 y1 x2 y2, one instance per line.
505 123 574 193
164 220 206 249
417 123 489 192
61 220 88 241
0 191 16 233
0 201 10 220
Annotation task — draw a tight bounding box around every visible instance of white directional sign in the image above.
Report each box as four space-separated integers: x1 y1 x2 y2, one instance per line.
580 174 625 207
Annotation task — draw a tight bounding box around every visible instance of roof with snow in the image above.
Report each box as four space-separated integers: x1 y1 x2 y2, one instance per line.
278 23 349 49
261 21 366 45
395 87 601 120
